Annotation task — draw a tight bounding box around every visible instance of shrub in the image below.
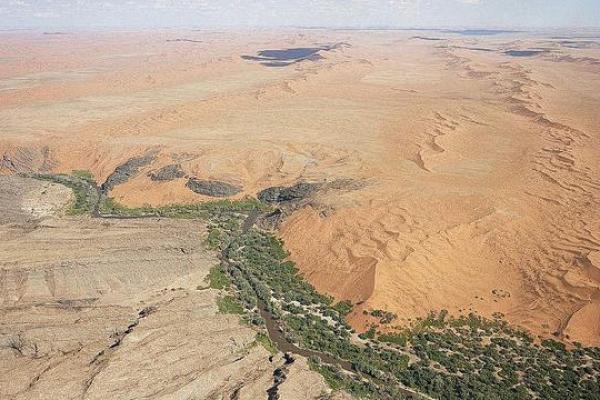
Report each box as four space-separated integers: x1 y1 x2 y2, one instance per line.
206 265 230 290
333 300 353 316
359 327 376 340
217 296 244 315
378 332 408 347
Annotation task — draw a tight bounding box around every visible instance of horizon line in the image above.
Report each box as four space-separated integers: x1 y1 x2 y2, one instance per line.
2 25 600 33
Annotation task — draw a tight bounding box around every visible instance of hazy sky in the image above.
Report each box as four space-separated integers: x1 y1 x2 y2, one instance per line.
1 0 599 30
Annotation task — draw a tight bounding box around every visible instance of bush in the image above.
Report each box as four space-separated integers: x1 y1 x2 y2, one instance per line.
333 300 353 316
378 332 408 347
206 265 230 289
359 327 376 340
217 296 244 315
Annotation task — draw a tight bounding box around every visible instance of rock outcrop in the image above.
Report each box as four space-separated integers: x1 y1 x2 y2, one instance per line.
186 177 242 197
258 182 320 204
148 164 185 181
100 152 157 193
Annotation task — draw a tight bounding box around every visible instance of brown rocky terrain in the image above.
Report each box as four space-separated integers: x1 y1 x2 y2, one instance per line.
0 28 599 347
0 176 345 399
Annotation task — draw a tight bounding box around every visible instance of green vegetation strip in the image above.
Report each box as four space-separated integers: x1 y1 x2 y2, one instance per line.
32 172 600 400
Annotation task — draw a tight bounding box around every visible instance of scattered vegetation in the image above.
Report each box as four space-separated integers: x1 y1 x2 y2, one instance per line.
370 309 397 324
358 327 376 340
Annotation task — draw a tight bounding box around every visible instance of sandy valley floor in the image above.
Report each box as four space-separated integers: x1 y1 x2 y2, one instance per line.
1 28 599 346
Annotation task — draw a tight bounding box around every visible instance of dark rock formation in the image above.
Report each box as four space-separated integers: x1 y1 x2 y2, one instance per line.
258 209 284 230
148 164 185 181
256 179 365 230
186 178 242 197
266 367 287 400
257 182 320 204
100 153 157 194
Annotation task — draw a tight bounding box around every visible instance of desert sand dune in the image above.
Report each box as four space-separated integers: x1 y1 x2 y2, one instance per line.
0 29 598 346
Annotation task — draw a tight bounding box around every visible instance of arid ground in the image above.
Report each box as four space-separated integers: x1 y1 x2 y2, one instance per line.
1 28 599 349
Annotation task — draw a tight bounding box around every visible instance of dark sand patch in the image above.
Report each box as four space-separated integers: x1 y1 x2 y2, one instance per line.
504 50 547 57
241 43 348 67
